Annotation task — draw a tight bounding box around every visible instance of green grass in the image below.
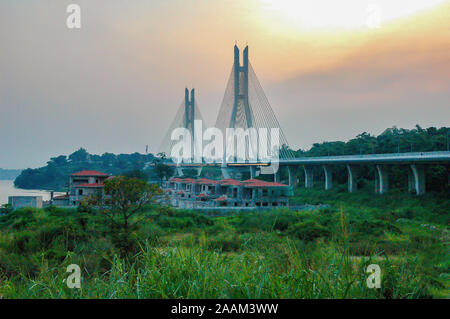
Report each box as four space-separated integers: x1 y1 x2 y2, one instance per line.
0 188 448 299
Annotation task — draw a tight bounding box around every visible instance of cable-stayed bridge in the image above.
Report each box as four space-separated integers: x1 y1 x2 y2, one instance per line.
160 45 293 163
158 45 450 195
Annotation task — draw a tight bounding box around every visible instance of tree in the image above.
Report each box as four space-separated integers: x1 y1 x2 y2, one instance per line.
153 152 173 184
102 176 161 230
154 163 173 184
123 169 148 181
101 152 117 167
69 148 89 162
99 176 162 255
49 155 67 166
0 204 12 215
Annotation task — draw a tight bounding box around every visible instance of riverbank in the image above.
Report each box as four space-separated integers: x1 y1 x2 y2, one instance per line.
0 180 63 205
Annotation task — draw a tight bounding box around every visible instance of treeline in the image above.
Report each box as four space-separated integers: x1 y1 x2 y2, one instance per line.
296 125 448 157
14 126 449 191
14 148 156 191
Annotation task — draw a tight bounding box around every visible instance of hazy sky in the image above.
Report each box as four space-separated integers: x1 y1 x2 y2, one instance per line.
0 0 449 169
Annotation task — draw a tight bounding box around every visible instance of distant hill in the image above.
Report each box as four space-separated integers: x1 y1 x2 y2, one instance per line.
14 148 156 191
0 168 22 180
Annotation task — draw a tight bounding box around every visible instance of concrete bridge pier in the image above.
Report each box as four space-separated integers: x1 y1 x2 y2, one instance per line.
288 166 298 188
303 166 314 188
375 165 389 194
346 165 357 193
176 167 184 177
448 166 450 188
410 164 426 195
250 166 256 178
273 170 280 183
221 165 231 179
249 166 260 179
322 165 333 190
265 165 280 182
408 169 415 193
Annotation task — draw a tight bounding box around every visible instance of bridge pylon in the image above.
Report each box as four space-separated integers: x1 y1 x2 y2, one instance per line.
215 45 294 179
184 88 195 137
215 45 294 162
230 45 252 129
159 88 205 164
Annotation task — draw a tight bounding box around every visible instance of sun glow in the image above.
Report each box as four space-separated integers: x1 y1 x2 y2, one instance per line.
260 0 448 30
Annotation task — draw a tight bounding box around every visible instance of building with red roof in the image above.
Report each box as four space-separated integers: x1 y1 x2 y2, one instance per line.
162 176 291 209
67 170 111 206
71 170 110 177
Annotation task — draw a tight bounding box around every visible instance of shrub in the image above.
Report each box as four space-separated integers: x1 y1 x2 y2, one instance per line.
207 232 242 252
136 222 164 245
288 220 331 242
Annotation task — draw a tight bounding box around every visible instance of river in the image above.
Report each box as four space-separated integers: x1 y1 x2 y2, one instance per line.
0 180 64 205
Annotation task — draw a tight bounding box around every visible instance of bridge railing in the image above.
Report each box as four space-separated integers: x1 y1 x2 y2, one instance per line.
277 151 450 165
164 151 450 166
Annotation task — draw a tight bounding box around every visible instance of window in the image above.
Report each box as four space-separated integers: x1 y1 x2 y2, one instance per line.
78 189 83 195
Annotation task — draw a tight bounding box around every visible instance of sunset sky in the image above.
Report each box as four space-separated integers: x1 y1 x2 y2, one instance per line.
0 0 449 168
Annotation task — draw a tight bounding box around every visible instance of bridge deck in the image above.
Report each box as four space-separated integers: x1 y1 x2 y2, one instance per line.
167 151 450 167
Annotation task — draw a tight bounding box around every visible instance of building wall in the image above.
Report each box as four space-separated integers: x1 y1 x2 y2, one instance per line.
163 178 291 209
8 196 43 209
53 198 70 207
70 187 103 206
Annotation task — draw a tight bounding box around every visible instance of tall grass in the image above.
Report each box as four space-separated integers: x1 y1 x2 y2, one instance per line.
1 237 428 298
0 198 447 299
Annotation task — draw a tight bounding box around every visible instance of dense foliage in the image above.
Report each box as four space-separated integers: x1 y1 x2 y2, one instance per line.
14 148 157 191
297 125 449 156
0 187 448 298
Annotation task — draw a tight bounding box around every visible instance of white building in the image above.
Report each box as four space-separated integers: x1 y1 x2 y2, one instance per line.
8 196 43 209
